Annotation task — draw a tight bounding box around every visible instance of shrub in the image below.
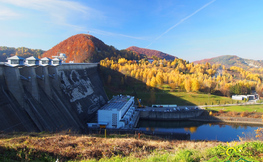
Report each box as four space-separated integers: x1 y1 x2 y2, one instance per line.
227 111 237 117
255 128 263 140
173 150 196 162
218 110 224 114
240 111 249 117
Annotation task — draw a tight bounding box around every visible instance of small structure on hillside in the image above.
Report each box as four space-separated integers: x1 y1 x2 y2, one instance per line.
148 58 154 63
25 56 40 66
232 94 259 101
52 53 67 63
6 56 25 67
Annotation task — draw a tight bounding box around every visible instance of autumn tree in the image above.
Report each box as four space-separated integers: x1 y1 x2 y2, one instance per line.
191 78 200 92
100 57 263 97
184 78 191 92
150 77 157 88
156 72 164 87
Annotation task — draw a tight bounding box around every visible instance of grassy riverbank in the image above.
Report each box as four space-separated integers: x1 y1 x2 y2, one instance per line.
0 132 262 161
206 104 263 113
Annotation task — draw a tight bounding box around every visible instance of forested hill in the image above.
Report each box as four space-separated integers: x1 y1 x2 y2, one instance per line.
43 34 140 63
0 46 44 62
193 55 263 69
127 46 177 60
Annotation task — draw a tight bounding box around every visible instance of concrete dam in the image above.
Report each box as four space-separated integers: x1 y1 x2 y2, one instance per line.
0 63 108 132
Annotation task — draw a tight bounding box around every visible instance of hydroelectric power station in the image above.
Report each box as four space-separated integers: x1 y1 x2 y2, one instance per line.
1 55 203 140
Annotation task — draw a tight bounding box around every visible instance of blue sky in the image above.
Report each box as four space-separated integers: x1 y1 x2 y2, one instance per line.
0 0 263 62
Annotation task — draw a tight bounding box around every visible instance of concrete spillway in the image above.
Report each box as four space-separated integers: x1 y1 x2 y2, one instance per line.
0 63 108 132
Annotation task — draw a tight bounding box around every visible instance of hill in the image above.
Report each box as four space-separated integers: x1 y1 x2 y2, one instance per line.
43 34 140 63
0 46 44 62
127 46 177 60
193 55 263 69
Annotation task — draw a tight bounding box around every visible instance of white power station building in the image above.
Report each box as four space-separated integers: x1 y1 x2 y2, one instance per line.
97 95 138 129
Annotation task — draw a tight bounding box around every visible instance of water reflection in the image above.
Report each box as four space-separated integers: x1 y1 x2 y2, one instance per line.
137 119 262 141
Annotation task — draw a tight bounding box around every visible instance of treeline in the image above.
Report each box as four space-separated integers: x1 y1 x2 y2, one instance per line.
0 46 45 62
100 58 263 97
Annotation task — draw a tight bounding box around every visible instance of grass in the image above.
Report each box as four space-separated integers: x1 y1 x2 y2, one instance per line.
206 104 263 113
160 92 234 106
105 85 235 106
0 132 262 161
135 91 235 106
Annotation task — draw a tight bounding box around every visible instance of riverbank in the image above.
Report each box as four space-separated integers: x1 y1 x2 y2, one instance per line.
0 132 262 161
190 110 263 125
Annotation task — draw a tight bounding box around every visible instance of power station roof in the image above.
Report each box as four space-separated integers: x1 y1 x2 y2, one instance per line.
100 95 132 111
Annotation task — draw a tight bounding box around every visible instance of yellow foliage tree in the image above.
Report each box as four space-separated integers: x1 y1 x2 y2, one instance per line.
156 72 164 87
150 77 157 88
184 78 191 92
191 78 200 92
118 58 127 65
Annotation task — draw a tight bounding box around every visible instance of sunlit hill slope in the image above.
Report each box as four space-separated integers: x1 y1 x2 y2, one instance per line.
194 55 263 69
127 46 177 60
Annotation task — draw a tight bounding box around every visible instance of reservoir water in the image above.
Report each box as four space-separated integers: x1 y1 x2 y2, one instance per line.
137 119 262 141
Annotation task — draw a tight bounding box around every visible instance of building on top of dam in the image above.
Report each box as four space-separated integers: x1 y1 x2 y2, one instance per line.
40 57 52 66
6 55 25 66
88 95 140 129
5 55 62 67
51 57 62 66
25 56 40 66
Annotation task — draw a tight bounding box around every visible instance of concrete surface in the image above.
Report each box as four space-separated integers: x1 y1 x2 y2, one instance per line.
0 63 108 132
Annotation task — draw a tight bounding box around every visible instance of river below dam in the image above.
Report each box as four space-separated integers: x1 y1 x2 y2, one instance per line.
137 119 262 141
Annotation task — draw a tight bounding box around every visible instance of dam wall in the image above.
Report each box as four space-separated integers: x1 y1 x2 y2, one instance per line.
0 63 108 132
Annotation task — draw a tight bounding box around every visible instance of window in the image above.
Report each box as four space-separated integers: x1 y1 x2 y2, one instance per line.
112 113 117 127
27 60 35 64
53 61 59 64
11 60 19 64
42 60 49 64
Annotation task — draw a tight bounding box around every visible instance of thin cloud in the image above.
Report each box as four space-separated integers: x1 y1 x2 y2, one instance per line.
0 0 103 27
90 29 146 40
0 7 20 20
146 0 216 48
1 0 90 14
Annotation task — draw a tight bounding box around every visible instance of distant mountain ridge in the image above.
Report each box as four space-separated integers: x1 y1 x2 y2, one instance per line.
126 46 177 60
43 34 140 63
43 34 177 63
1 35 177 63
193 55 263 68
